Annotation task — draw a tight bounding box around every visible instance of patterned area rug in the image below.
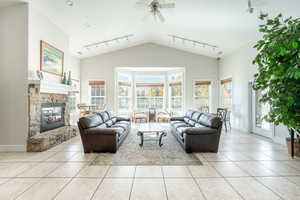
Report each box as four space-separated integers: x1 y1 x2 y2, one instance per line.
92 126 202 166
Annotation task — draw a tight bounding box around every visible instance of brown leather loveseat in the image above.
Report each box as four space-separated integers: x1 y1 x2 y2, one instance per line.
78 111 131 153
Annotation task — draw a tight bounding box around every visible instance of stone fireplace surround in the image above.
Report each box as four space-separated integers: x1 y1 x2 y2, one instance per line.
27 81 78 152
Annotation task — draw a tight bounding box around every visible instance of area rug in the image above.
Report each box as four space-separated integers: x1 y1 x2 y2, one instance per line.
92 126 202 166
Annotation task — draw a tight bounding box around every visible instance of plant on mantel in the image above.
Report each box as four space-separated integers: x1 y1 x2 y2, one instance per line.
252 13 300 155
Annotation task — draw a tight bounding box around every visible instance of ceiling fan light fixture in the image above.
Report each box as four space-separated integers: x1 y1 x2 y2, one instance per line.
66 0 74 6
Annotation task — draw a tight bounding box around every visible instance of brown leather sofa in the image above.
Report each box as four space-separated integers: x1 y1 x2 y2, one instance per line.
78 111 130 153
170 110 222 153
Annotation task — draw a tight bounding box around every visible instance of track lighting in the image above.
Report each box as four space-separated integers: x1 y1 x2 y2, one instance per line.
168 34 220 54
83 34 134 50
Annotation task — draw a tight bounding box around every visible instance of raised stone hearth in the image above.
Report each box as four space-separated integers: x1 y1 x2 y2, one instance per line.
27 83 78 152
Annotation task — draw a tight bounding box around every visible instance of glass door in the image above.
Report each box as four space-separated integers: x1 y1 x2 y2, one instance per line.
251 90 273 138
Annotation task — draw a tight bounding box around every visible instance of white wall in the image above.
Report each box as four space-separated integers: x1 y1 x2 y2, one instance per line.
219 43 257 132
219 43 289 144
28 6 80 82
0 3 29 151
80 43 219 112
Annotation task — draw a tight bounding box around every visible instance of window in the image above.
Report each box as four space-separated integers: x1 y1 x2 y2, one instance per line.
117 73 132 113
168 73 183 113
135 75 165 111
89 80 105 106
136 83 164 110
220 78 232 110
194 81 211 111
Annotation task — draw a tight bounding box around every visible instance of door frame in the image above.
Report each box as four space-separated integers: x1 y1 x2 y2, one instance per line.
248 81 275 138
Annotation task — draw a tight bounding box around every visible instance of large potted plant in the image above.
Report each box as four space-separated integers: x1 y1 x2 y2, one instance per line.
252 13 300 157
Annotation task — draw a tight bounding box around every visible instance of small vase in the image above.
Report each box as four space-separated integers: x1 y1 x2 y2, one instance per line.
67 71 72 86
62 72 67 84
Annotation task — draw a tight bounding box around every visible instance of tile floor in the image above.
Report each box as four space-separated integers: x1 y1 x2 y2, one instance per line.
0 129 300 200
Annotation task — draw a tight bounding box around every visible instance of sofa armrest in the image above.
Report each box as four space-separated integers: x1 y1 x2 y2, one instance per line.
116 117 131 122
170 117 184 121
85 127 118 135
185 127 218 135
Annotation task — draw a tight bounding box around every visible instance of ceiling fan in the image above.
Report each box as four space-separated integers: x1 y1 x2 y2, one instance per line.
247 0 254 14
137 0 175 22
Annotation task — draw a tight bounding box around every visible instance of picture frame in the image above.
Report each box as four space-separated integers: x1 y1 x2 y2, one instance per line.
40 40 64 76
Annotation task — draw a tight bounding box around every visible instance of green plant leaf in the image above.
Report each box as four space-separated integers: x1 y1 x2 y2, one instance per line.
292 41 299 49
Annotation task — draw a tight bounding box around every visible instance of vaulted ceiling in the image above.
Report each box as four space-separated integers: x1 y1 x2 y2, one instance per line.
3 0 300 58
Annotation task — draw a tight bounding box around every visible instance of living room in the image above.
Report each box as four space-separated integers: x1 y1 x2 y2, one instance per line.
0 0 299 199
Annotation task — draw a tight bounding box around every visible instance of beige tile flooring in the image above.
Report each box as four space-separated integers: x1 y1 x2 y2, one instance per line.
0 129 300 200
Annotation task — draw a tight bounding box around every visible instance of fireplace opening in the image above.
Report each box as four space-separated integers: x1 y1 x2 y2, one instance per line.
40 103 65 133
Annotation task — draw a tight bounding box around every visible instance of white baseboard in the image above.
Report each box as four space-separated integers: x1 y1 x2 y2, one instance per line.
0 145 27 152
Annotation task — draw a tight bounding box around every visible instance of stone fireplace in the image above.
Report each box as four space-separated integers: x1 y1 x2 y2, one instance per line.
27 81 78 152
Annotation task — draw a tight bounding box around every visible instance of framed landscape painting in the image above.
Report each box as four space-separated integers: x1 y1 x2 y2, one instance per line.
40 40 64 76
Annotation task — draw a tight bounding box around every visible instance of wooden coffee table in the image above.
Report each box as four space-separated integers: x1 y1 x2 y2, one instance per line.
137 123 167 147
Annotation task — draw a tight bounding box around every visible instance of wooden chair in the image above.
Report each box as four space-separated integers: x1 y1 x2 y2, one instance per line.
157 110 171 123
148 108 156 122
199 106 209 113
132 111 148 123
217 108 228 132
78 104 91 116
92 104 107 113
225 110 232 130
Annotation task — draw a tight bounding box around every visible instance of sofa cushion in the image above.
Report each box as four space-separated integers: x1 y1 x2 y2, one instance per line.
111 117 117 124
188 120 196 127
79 114 103 129
185 110 195 118
198 113 222 129
106 110 113 119
191 112 202 122
173 122 189 129
184 117 190 124
112 123 129 131
99 111 110 122
171 121 184 126
194 123 205 128
116 121 130 126
105 120 114 127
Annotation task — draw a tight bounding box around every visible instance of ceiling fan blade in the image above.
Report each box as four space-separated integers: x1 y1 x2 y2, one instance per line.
159 3 175 9
136 0 152 7
156 10 165 22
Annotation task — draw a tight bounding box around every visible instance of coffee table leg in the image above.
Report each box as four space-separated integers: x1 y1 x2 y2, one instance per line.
139 132 144 147
159 131 166 147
